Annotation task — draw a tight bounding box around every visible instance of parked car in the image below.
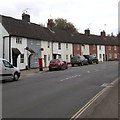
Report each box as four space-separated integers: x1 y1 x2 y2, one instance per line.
0 58 21 81
49 59 68 71
83 55 99 64
71 55 88 67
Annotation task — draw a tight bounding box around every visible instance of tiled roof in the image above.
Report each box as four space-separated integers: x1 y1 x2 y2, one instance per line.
1 15 118 46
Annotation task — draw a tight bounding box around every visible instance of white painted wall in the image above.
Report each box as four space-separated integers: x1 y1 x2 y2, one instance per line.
11 37 27 70
53 42 73 63
81 45 89 55
97 45 105 62
41 41 53 67
0 17 9 58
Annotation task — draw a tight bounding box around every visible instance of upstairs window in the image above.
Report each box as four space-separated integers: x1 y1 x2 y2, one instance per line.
99 45 102 50
93 45 96 50
66 43 68 49
58 42 61 50
108 46 111 50
77 44 80 50
114 46 117 50
48 41 50 48
16 37 22 44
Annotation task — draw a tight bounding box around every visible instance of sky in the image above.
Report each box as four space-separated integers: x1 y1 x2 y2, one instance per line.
0 0 119 36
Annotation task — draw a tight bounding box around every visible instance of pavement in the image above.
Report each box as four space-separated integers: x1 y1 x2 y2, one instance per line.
20 66 119 119
87 80 119 119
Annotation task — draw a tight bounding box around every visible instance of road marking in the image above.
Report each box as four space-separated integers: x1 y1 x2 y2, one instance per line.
69 77 119 120
86 71 90 73
60 75 81 82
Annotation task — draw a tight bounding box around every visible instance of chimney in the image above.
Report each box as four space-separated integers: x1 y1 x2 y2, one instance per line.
100 30 106 37
85 29 90 35
47 19 54 30
22 13 30 22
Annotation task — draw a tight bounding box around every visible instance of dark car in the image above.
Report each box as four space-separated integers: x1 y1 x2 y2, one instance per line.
83 55 99 64
71 55 88 67
49 59 68 71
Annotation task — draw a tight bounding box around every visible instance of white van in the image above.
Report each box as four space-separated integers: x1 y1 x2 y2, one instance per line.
0 58 21 81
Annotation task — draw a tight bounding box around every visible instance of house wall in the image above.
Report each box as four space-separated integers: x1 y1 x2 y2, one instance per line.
64 43 73 62
11 37 27 70
105 45 119 60
0 17 9 59
97 45 105 62
73 44 81 56
89 45 97 57
81 45 89 55
53 42 72 63
27 39 41 68
41 41 53 67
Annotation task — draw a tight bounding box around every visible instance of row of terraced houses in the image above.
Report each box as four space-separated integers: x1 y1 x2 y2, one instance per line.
0 13 119 70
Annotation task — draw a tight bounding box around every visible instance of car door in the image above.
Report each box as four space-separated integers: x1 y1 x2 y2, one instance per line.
2 60 14 80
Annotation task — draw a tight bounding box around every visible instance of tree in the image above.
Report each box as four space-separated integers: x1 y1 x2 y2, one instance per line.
54 18 78 32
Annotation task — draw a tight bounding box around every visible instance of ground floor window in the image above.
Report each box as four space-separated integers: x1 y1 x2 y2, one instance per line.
114 54 117 58
109 53 112 59
66 55 68 61
20 54 24 63
99 54 102 59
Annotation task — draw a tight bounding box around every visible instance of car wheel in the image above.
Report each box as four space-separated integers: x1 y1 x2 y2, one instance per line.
49 68 52 71
96 61 99 64
72 64 74 67
81 62 83 66
13 73 19 81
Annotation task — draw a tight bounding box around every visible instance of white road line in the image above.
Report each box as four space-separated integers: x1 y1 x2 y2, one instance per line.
60 75 81 82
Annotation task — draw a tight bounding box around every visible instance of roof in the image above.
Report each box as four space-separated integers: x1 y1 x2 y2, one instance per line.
1 15 118 46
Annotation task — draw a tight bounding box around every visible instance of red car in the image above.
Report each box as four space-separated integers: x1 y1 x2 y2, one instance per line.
49 59 68 71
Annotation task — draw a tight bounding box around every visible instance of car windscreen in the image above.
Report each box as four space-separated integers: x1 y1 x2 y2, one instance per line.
50 59 60 63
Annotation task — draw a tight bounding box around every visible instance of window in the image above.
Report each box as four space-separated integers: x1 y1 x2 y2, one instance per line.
58 54 61 59
114 54 117 58
16 37 22 44
66 43 68 49
109 53 112 59
93 45 96 50
114 46 117 50
99 54 102 59
20 54 24 63
48 41 50 48
66 55 68 61
77 44 80 50
83 45 86 50
36 40 40 45
99 45 102 50
30 40 33 45
58 42 61 50
108 46 111 50
3 60 13 68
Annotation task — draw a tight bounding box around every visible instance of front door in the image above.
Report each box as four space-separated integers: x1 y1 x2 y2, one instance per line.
44 55 47 68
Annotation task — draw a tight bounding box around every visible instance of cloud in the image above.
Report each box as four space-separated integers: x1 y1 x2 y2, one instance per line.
0 0 119 35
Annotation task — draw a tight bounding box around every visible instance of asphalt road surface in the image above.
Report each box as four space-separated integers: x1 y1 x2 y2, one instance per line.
2 61 118 118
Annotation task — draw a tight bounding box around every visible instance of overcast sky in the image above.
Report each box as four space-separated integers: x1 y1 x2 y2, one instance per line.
0 0 119 36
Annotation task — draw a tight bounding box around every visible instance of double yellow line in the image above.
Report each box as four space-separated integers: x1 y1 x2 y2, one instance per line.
70 77 119 120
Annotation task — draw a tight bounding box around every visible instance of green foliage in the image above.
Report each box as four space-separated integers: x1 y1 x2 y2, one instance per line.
54 18 78 32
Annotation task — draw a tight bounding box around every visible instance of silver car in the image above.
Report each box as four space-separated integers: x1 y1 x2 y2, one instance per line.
0 58 21 81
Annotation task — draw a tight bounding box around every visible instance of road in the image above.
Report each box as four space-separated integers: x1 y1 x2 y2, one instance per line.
2 61 118 118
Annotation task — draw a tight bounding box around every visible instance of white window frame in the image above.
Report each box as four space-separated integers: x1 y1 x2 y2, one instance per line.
58 42 61 50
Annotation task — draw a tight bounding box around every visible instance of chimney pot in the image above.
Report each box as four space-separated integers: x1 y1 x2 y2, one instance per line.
101 30 106 37
22 13 30 22
85 29 90 35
